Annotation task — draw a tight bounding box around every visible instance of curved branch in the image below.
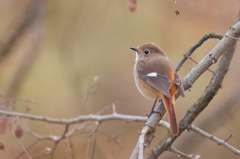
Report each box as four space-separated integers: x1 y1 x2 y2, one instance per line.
130 11 240 159
175 33 223 72
145 16 240 159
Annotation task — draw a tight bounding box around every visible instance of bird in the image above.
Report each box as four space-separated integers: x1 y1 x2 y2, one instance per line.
130 42 185 135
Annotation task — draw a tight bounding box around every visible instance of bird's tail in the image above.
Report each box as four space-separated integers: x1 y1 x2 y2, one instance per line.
162 96 179 136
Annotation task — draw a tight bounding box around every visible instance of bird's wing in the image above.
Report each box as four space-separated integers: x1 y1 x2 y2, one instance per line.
137 69 173 100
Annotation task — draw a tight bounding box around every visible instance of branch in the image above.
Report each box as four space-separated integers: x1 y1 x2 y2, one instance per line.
85 133 92 159
15 140 39 159
0 104 171 159
69 138 76 159
175 33 223 71
13 104 115 159
145 15 240 159
130 11 240 159
64 131 69 159
190 125 240 155
0 109 171 129
91 122 101 159
169 147 200 159
0 110 147 124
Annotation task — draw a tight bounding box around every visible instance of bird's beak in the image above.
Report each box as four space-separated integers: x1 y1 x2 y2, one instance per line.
130 47 138 52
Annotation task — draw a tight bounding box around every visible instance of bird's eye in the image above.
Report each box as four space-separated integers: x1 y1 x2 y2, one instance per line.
144 50 149 54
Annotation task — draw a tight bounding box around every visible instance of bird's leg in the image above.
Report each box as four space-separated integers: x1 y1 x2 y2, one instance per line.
147 98 162 118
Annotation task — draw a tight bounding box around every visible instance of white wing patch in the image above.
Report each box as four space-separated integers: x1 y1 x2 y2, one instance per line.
147 72 158 77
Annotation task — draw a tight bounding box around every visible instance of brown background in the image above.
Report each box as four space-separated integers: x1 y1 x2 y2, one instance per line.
0 0 240 158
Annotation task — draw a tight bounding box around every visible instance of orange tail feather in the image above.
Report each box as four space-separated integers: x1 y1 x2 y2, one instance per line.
162 96 179 135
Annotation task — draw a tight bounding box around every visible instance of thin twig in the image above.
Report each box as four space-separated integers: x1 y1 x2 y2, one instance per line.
8 106 169 159
67 102 114 138
169 147 199 159
15 139 39 159
183 54 214 73
13 103 119 159
85 132 93 159
61 125 70 139
51 143 57 159
10 123 32 159
97 131 123 148
225 34 240 41
190 125 240 155
80 76 101 115
224 133 234 142
64 131 69 159
91 122 101 159
69 138 76 159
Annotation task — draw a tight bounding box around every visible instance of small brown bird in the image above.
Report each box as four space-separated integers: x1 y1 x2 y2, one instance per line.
130 42 185 135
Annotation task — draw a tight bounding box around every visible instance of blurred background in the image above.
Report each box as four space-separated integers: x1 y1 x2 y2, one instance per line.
0 0 240 158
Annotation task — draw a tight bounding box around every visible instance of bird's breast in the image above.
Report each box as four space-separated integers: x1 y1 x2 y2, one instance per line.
133 63 163 100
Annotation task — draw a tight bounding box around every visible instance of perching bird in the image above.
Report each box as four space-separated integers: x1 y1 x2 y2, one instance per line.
130 42 185 135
